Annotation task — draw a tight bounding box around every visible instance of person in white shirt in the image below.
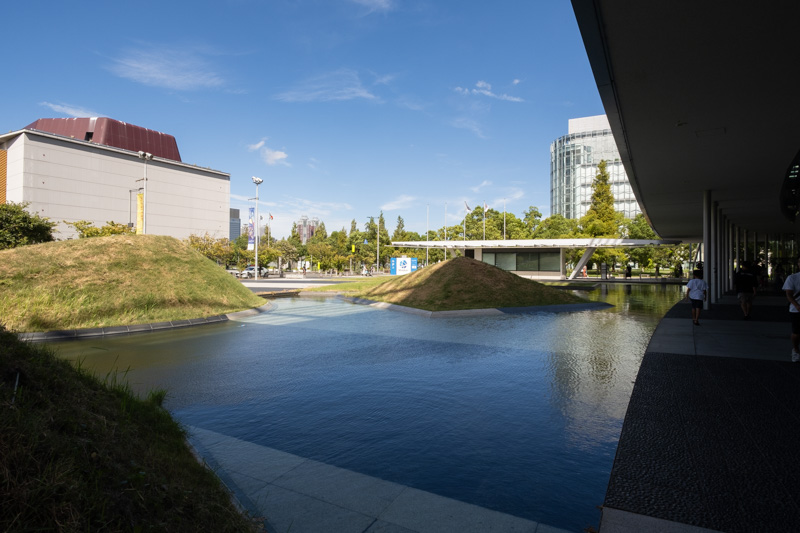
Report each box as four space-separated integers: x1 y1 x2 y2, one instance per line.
781 257 800 362
685 269 708 326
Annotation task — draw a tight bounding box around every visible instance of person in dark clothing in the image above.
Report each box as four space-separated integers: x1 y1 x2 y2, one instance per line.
735 261 758 319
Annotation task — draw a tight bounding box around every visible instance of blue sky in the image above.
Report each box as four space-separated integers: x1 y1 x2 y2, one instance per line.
3 1 603 240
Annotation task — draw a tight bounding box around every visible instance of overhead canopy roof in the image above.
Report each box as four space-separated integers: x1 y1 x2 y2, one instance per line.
391 238 679 249
571 1 800 241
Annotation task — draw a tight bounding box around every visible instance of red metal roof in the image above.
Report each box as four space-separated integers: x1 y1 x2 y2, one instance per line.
24 117 182 161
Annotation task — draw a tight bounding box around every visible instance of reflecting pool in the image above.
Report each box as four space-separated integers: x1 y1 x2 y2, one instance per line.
51 283 683 532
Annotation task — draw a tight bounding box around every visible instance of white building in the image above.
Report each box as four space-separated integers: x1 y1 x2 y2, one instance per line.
0 119 230 240
550 115 641 220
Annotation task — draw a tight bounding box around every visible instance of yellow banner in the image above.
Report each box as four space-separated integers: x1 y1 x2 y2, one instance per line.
136 194 144 234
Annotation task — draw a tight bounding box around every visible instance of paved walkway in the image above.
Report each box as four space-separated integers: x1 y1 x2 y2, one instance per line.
187 426 570 533
600 293 800 532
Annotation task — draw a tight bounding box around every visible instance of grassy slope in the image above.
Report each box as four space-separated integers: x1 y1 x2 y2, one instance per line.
0 235 264 332
0 327 260 532
307 256 586 311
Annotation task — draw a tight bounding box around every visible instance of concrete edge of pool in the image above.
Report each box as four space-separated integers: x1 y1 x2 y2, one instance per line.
186 425 574 533
16 302 275 342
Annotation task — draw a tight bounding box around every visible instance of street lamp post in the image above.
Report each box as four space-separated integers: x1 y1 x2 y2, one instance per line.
252 176 263 280
367 216 380 273
137 151 153 233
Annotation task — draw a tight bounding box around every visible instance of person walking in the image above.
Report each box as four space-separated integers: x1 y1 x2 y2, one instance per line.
685 269 708 326
781 257 800 362
734 261 758 319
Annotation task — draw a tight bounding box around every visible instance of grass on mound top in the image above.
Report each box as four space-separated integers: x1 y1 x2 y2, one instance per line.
0 234 264 332
308 256 587 311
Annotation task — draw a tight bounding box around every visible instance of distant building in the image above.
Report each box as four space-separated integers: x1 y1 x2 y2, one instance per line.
550 115 641 220
0 117 229 240
296 215 320 244
230 209 241 241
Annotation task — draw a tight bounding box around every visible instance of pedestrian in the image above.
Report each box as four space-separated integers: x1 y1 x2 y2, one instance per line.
625 264 632 278
781 256 800 362
685 269 708 326
734 261 757 319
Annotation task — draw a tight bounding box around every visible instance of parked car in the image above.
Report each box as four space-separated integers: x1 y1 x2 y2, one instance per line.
241 266 268 279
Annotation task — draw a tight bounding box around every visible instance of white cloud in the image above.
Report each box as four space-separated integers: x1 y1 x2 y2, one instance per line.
349 0 393 13
108 45 225 91
470 180 492 193
275 69 379 102
451 118 486 139
513 79 521 85
39 102 102 117
263 148 289 166
248 138 291 167
381 195 416 211
455 80 524 102
246 139 266 151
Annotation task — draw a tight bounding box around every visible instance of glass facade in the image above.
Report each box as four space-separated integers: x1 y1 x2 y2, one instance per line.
482 251 561 272
550 115 641 220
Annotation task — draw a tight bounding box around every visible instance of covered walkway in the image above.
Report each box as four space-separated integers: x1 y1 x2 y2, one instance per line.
600 293 800 532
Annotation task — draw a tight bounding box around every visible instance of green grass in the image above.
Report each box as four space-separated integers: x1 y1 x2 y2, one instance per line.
0 235 265 332
305 256 586 311
0 326 262 532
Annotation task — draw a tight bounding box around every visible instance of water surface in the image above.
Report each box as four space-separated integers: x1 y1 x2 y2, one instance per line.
52 283 682 532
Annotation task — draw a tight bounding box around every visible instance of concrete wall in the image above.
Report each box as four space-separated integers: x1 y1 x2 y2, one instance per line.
3 132 229 240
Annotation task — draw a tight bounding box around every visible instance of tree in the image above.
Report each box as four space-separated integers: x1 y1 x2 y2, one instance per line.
578 160 624 269
0 202 56 249
623 213 659 268
68 220 134 239
185 233 232 265
579 160 620 238
392 216 407 242
274 239 299 270
522 206 542 236
532 214 577 239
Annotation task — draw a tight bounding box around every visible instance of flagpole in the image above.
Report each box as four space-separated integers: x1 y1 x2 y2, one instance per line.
426 204 429 266
483 201 486 240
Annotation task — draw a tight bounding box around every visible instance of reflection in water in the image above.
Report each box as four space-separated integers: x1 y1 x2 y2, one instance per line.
50 284 683 532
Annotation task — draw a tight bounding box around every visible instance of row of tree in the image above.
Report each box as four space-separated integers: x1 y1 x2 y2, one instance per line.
1 160 690 274
222 160 689 273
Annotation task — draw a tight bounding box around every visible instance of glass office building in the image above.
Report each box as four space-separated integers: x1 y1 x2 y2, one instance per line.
550 115 641 220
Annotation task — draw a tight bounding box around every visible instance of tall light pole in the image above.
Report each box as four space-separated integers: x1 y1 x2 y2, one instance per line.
137 151 153 233
367 216 379 272
252 176 263 280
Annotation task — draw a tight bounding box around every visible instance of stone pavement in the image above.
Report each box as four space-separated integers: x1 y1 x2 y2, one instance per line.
600 294 800 533
186 426 570 533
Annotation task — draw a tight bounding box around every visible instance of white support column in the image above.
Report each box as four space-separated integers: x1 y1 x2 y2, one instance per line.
726 219 733 292
742 229 747 261
703 190 713 310
568 247 597 280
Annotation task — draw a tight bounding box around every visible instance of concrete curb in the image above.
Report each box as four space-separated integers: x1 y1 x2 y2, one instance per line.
18 302 273 342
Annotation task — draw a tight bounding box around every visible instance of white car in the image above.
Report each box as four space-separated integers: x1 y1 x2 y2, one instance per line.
241 266 268 279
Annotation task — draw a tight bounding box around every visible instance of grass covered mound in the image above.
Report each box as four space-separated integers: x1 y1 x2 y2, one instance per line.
0 234 264 332
317 256 587 311
0 326 260 532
